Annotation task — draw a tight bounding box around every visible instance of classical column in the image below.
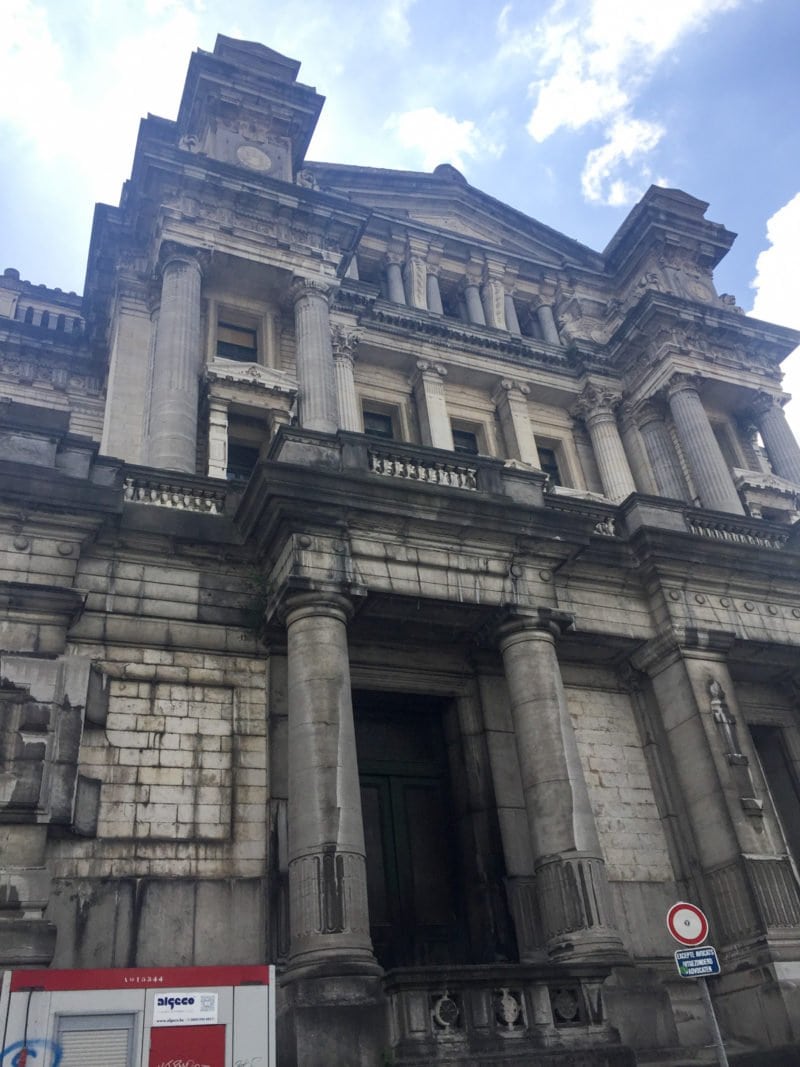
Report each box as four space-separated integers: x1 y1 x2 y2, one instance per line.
496 609 624 961
462 276 486 326
493 379 540 466
291 277 338 434
618 400 656 494
636 399 688 500
411 360 454 450
207 397 229 479
331 327 360 432
481 262 507 329
426 271 444 315
572 383 637 502
385 254 406 304
536 304 561 345
504 293 522 336
285 591 378 977
147 246 203 472
666 374 744 514
751 391 800 485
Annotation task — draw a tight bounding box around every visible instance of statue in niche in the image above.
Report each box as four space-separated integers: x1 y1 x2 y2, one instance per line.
708 678 744 758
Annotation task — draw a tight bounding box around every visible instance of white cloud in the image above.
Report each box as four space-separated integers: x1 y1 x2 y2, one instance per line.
750 192 800 436
503 0 743 205
581 115 663 205
385 106 502 172
379 0 418 48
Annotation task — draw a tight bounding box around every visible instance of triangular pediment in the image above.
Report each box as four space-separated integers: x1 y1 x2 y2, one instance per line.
305 162 602 270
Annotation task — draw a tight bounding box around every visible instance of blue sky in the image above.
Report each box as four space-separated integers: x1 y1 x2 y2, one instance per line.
3 0 800 430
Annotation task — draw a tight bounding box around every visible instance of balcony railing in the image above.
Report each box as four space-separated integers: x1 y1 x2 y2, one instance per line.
123 473 227 514
368 446 479 491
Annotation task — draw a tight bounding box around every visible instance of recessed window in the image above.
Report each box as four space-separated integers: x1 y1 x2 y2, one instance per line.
217 321 258 362
363 409 395 440
226 442 260 482
452 428 479 456
538 446 562 485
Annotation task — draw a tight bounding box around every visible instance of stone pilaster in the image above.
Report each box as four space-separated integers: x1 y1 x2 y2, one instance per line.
284 591 379 977
147 246 203 472
751 391 800 485
493 379 540 467
403 238 429 309
496 608 625 962
291 277 338 434
536 303 561 345
206 397 229 479
385 254 406 305
411 360 454 450
572 383 637 502
666 374 744 514
636 399 688 500
481 260 507 329
331 326 361 432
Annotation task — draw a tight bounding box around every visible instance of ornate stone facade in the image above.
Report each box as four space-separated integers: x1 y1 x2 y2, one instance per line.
2 34 800 1066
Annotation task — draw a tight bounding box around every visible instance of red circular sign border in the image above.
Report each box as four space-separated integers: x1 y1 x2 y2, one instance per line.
666 901 709 946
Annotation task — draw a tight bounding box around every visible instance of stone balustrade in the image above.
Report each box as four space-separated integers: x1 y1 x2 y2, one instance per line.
123 474 227 513
368 446 478 490
684 511 790 549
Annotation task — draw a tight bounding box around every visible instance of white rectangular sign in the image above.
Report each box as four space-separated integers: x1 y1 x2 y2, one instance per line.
152 990 219 1026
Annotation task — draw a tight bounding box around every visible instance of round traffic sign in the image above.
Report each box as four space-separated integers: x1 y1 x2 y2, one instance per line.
667 901 709 946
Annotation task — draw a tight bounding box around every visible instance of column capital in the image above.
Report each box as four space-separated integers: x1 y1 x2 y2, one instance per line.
571 381 622 423
282 589 355 628
289 275 335 306
411 359 447 385
384 250 405 268
158 241 207 276
494 606 575 645
330 325 361 363
635 397 669 428
666 371 703 400
750 389 787 419
492 378 530 403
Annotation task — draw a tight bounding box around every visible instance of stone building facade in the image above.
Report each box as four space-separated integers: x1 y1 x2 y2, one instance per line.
2 35 800 1066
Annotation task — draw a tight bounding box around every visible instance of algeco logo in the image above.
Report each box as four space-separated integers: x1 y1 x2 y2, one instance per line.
157 995 196 1009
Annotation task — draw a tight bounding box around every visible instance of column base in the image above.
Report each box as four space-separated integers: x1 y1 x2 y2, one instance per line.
278 972 387 1067
284 949 383 984
537 852 628 965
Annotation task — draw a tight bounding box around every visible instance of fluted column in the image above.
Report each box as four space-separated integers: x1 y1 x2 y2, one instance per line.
206 397 229 479
751 391 800 485
291 277 338 434
496 609 624 961
618 400 656 494
536 304 561 345
411 360 454 450
385 255 406 304
331 327 360 432
493 379 540 466
667 374 744 514
147 247 203 472
285 591 378 977
573 383 637 502
636 399 688 500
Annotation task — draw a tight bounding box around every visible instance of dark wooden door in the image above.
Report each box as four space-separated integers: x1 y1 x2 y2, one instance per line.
355 694 465 969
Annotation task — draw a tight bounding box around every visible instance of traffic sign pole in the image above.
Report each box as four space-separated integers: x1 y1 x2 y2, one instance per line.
698 975 729 1067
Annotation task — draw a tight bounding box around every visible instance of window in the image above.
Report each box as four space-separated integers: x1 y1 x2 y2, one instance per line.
55 1012 136 1067
452 428 479 456
363 409 395 440
226 441 260 482
538 446 562 485
217 321 257 362
750 725 800 866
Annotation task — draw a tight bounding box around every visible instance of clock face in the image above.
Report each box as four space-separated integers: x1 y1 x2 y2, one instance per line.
236 145 272 172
